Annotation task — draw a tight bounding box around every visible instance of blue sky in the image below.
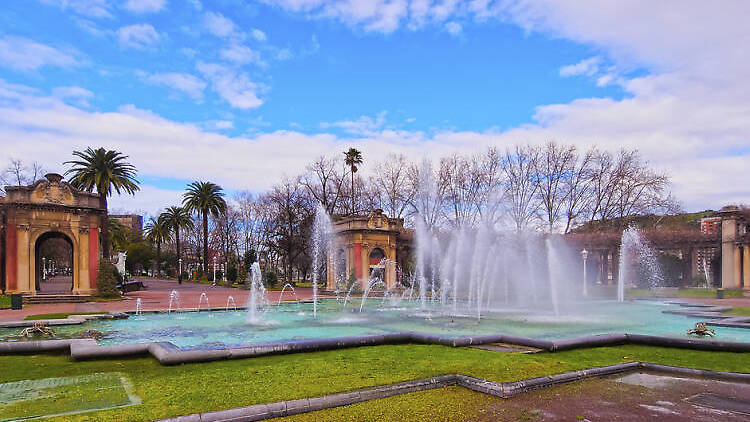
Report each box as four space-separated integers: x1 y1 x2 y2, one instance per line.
0 1 748 214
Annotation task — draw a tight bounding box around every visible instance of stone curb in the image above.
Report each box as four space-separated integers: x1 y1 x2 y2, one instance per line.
4 330 750 364
155 362 750 422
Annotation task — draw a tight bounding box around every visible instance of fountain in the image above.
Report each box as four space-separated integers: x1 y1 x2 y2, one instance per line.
277 284 300 306
198 292 210 312
226 295 236 311
618 226 664 301
135 298 142 316
246 262 266 324
310 203 332 319
168 290 180 314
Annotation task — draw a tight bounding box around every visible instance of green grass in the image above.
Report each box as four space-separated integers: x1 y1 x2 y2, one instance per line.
1 344 749 421
726 306 750 316
627 288 744 298
0 295 9 309
23 312 108 320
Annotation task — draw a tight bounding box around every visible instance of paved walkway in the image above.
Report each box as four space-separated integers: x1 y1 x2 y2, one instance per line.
0 278 326 321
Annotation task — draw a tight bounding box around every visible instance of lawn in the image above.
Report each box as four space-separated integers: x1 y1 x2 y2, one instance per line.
1 344 750 421
23 312 108 320
726 306 750 317
627 288 743 298
0 295 9 309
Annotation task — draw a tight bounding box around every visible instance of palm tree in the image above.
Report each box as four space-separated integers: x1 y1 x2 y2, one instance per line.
343 147 363 214
144 216 170 277
182 181 227 274
160 206 194 280
108 217 130 253
65 147 139 258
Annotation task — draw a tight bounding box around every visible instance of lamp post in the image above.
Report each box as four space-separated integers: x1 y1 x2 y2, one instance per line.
581 249 589 297
178 258 183 285
42 257 47 280
212 256 217 286
222 263 226 283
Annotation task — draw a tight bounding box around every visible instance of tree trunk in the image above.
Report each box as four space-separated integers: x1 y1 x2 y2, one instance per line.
176 227 181 270
203 211 209 276
156 243 161 277
99 193 110 260
351 169 355 215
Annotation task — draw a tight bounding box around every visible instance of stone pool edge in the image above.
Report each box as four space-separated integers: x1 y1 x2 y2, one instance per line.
155 362 750 422
2 331 750 365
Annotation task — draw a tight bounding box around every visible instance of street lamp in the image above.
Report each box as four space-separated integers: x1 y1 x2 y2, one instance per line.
212 256 217 286
581 249 589 297
178 258 183 285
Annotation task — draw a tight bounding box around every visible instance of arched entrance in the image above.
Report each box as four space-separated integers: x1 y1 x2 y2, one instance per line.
368 247 386 278
2 173 103 295
35 231 74 293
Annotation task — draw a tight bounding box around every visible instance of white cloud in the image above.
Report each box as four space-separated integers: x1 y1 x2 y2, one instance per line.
52 86 93 106
320 111 388 136
117 24 161 49
144 72 206 100
38 0 113 18
204 12 239 38
124 0 167 13
251 28 267 42
219 44 262 65
196 62 264 109
445 21 462 36
559 56 600 77
0 36 79 71
109 184 184 216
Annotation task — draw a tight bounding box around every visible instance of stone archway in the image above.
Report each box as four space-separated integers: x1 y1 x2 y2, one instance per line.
1 173 103 296
34 231 75 293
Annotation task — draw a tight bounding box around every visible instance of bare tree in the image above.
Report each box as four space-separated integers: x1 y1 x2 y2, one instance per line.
368 153 416 219
300 155 348 214
1 158 46 193
535 142 577 232
502 145 542 231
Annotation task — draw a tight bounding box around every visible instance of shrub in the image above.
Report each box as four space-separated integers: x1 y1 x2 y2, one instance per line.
97 259 121 298
227 264 238 283
264 270 278 287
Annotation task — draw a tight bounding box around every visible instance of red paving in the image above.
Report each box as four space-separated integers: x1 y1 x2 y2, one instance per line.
2 282 749 322
0 278 327 321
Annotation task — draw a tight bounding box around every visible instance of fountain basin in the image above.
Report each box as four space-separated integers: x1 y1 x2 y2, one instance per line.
3 299 750 351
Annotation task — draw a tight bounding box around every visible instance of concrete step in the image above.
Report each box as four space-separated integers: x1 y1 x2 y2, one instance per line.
23 295 91 304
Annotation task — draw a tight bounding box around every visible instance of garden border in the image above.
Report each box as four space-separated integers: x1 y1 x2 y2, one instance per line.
155 362 750 422
2 331 750 365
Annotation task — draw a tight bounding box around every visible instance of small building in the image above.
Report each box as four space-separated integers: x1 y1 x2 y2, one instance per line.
110 214 143 233
1 173 103 295
326 209 411 291
719 205 749 289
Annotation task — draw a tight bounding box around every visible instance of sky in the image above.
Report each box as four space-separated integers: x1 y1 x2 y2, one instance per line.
0 0 748 216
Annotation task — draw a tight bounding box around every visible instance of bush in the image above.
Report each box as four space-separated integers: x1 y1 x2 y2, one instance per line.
264 270 278 287
97 259 121 298
227 264 238 283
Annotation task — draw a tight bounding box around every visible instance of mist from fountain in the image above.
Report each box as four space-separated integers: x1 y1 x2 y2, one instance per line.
226 295 236 311
618 226 664 301
135 298 142 315
311 203 332 318
246 262 266 323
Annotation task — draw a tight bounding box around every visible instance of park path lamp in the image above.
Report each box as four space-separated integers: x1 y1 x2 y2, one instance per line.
178 258 183 285
581 249 589 297
212 256 217 286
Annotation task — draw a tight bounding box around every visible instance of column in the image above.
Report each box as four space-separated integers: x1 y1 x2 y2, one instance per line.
5 224 17 292
16 225 30 293
721 217 738 288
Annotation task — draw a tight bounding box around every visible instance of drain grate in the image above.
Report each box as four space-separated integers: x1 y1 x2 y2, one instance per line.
0 373 140 421
686 393 750 416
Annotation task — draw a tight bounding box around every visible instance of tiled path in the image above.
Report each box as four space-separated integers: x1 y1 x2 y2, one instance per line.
0 279 327 321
